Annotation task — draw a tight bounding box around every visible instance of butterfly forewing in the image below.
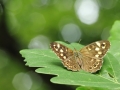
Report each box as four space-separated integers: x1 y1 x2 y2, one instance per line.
50 40 110 73
80 40 110 59
50 42 73 60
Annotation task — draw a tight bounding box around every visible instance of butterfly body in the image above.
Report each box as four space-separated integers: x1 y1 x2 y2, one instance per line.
50 40 110 73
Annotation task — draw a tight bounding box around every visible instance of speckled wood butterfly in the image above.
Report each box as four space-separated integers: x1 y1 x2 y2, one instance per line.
50 40 110 73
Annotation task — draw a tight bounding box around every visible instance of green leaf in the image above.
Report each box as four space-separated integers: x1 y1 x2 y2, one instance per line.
20 44 120 89
108 21 120 84
109 21 120 64
109 21 120 41
20 21 120 89
76 86 112 90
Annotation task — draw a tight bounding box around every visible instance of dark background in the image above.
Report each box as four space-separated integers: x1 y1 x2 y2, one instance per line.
0 0 119 90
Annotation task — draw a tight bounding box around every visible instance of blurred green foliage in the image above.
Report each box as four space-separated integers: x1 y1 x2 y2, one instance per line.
4 0 120 46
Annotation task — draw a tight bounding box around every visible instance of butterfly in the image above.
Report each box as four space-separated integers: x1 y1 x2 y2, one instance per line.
50 40 110 73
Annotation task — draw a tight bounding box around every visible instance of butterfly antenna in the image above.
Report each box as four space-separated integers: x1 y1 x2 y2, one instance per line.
69 42 77 51
65 40 70 44
78 39 82 44
74 47 77 51
65 41 77 51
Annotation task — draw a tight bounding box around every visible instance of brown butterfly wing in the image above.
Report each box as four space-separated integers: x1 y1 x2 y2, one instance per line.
62 56 81 71
80 56 103 73
80 40 110 59
79 40 110 73
50 42 81 71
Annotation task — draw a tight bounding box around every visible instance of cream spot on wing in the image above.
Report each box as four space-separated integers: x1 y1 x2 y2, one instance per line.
98 51 102 54
102 46 105 49
93 64 97 68
63 56 67 59
60 53 63 56
95 61 99 65
55 48 58 51
96 42 101 47
95 47 100 51
90 59 94 62
60 49 63 52
57 43 60 48
101 43 106 49
95 54 99 58
65 49 67 52
88 47 91 51
89 66 93 70
65 60 69 65
53 44 56 47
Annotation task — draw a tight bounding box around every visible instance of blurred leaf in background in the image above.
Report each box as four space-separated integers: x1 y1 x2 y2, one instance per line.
0 0 120 90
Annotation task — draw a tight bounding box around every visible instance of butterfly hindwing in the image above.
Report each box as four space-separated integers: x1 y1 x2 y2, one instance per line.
62 56 81 71
80 56 103 73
